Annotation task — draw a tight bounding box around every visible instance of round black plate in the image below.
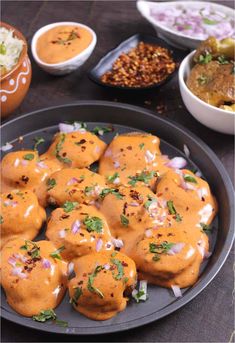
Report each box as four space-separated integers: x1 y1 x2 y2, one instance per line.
1 101 234 335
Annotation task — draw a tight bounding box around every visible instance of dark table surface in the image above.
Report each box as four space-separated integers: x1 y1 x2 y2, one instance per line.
1 1 234 342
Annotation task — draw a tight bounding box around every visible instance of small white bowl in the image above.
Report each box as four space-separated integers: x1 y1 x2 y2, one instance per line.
31 22 97 75
179 51 235 135
137 0 234 50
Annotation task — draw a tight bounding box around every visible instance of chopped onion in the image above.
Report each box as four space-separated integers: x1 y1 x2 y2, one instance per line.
1 142 13 151
204 251 212 259
59 123 75 133
145 150 155 163
59 229 66 238
195 170 202 177
183 144 190 158
198 204 213 224
168 243 185 255
103 263 110 270
171 285 182 297
71 220 81 234
21 160 28 166
114 161 120 169
113 177 120 185
12 266 27 279
166 157 187 169
145 229 153 238
42 258 51 269
96 238 103 252
95 146 101 154
129 202 139 207
8 256 16 266
68 262 74 275
36 161 47 169
104 148 112 157
4 200 18 207
67 177 79 186
197 187 208 200
111 238 124 248
139 280 148 301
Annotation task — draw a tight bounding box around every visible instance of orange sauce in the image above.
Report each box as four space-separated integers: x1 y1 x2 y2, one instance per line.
36 25 93 64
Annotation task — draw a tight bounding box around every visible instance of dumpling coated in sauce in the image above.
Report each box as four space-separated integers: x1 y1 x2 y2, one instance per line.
44 131 107 168
0 239 68 317
68 250 137 320
47 168 107 206
156 169 217 227
0 190 46 249
131 226 208 288
1 150 62 207
99 186 169 255
99 132 166 188
46 204 113 260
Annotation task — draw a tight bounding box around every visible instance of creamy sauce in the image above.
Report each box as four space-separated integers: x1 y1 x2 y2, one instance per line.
36 25 93 64
0 190 46 249
46 204 113 260
68 250 136 320
47 168 107 206
0 239 67 316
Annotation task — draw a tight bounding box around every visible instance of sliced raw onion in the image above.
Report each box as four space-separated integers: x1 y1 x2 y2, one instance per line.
183 144 190 158
21 160 28 166
8 256 16 266
195 170 202 177
71 220 81 234
36 161 48 169
145 229 153 238
12 266 27 279
67 177 79 186
42 258 51 269
103 263 110 270
59 123 75 133
129 202 139 207
4 200 18 207
59 229 66 238
139 280 148 301
96 238 103 252
1 142 13 151
111 238 124 248
166 157 187 169
68 262 74 275
145 150 155 163
114 161 120 168
168 243 185 255
113 177 120 185
171 285 182 297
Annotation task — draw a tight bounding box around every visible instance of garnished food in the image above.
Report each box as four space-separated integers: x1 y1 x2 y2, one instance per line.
187 37 235 111
0 27 24 76
1 238 67 316
68 251 137 320
100 42 176 88
0 125 218 322
149 4 234 40
36 25 93 64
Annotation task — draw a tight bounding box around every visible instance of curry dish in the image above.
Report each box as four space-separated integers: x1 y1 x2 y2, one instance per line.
187 37 235 111
0 124 218 323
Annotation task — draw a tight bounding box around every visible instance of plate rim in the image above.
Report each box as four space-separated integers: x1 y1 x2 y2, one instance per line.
1 100 234 335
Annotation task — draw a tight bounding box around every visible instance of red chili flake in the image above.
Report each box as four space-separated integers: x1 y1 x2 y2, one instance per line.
121 261 128 267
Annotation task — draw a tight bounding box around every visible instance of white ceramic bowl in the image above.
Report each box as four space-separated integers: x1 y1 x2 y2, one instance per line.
179 51 235 135
137 0 234 50
31 22 97 75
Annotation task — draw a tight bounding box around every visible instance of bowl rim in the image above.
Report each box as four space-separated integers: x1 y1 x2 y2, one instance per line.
137 0 234 42
178 50 235 117
0 21 28 82
31 21 97 68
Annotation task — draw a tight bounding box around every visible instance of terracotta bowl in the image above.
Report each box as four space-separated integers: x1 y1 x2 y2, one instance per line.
0 22 32 119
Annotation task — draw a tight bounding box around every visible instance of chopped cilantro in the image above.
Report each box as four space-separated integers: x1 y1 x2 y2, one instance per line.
197 74 208 85
33 137 45 150
202 18 218 25
20 240 40 258
50 246 65 260
200 222 211 234
198 52 212 64
55 319 68 327
120 214 129 227
62 201 78 213
167 200 182 221
87 266 104 298
149 241 174 261
144 194 157 210
84 186 94 195
0 215 3 224
23 153 34 161
83 216 103 233
107 172 119 183
184 175 197 183
111 258 124 280
99 188 124 199
128 171 156 186
139 143 145 150
217 55 229 65
132 289 145 303
47 178 56 190
92 126 112 135
70 287 83 306
54 134 72 164
33 309 56 322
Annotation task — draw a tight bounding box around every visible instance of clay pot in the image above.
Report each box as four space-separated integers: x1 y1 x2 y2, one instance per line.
0 22 32 119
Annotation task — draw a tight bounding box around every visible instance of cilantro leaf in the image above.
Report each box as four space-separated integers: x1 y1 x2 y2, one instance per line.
33 137 45 151
99 188 124 199
47 178 56 190
184 175 197 183
23 153 34 161
87 266 104 298
54 134 72 165
62 201 78 213
50 246 65 260
107 172 119 183
83 216 103 233
111 258 124 280
128 171 156 186
120 214 129 227
33 309 56 322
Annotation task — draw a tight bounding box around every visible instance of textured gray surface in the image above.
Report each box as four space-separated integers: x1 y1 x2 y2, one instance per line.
1 1 234 342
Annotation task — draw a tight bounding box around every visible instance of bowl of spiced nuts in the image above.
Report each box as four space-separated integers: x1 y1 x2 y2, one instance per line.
89 34 185 90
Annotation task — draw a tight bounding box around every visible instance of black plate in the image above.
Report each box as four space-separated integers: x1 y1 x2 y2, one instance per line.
1 101 234 335
88 34 185 90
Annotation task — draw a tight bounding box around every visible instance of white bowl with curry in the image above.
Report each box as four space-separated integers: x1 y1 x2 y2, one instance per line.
31 22 97 75
179 37 235 135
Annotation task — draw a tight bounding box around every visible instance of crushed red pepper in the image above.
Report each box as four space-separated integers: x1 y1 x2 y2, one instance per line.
101 42 176 88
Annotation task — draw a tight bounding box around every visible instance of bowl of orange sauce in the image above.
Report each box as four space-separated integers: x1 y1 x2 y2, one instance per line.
31 22 97 75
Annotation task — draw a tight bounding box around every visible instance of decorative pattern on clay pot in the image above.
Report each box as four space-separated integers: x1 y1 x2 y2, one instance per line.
0 22 32 118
